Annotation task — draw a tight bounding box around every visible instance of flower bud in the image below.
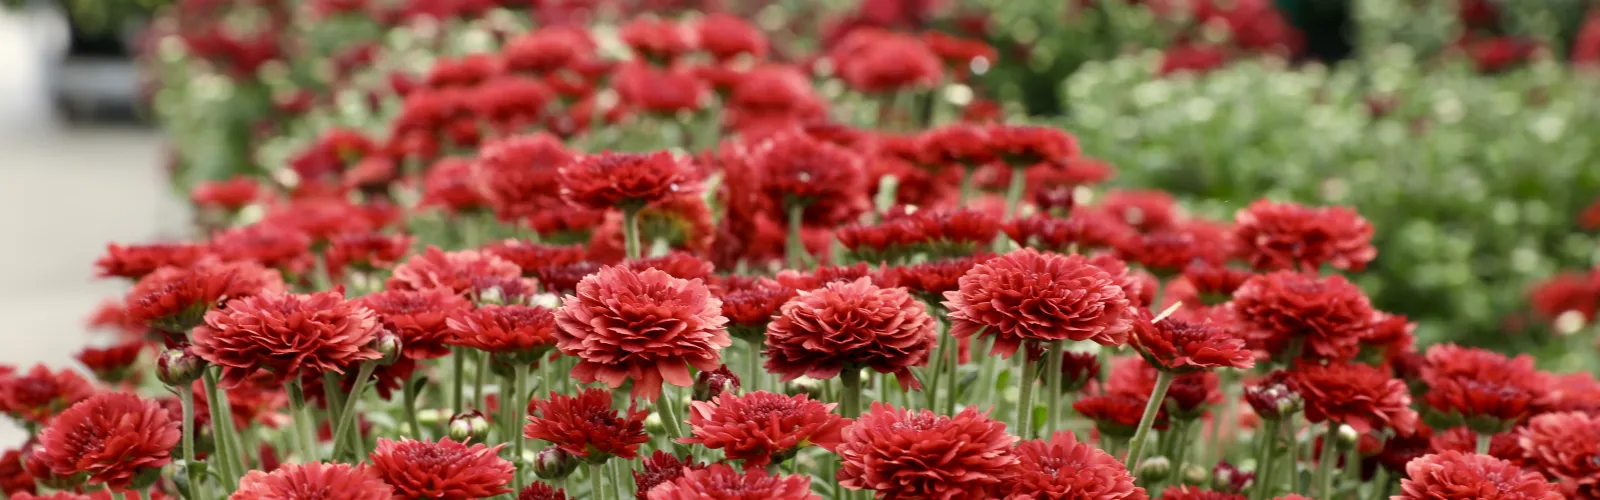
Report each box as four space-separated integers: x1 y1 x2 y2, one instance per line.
534 447 580 480
371 328 403 366
784 376 825 401
1136 456 1171 482
693 365 741 401
645 411 665 434
1212 461 1254 493
476 286 507 306
1180 464 1208 486
1244 371 1302 420
156 348 206 386
1336 424 1360 448
448 411 490 442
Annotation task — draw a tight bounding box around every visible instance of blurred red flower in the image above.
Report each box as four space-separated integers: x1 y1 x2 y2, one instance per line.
191 290 383 387
0 364 95 424
765 277 937 389
420 158 491 213
1231 271 1374 362
752 131 870 227
1517 411 1600 485
234 461 394 500
74 341 144 383
1396 451 1559 500
696 14 767 61
368 437 513 498
190 177 260 211
559 151 690 212
621 18 697 64
837 403 1017 499
1294 362 1418 435
359 289 469 360
33 393 179 489
447 305 559 362
944 249 1132 359
525 387 650 462
387 247 522 296
1130 314 1254 373
95 243 208 280
1232 199 1376 273
473 133 571 224
325 232 413 280
832 29 943 94
124 260 287 334
208 225 314 276
1158 486 1245 500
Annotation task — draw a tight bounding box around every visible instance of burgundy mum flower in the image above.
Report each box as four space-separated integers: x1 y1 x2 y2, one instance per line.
1244 370 1303 421
696 14 767 61
208 224 315 275
0 365 95 424
503 27 593 74
988 124 1080 168
1293 362 1418 435
918 123 994 167
518 482 569 500
1232 199 1376 272
1110 357 1219 420
615 63 708 115
191 290 383 387
447 305 558 362
944 249 1132 359
536 261 602 295
358 289 469 361
1425 377 1538 432
1130 314 1254 373
482 241 586 277
1396 451 1560 500
34 393 179 489
837 403 1018 499
473 134 571 224
718 283 797 341
633 451 704 499
1528 270 1600 322
1517 411 1600 485
681 391 849 470
125 260 286 332
325 232 413 279
626 253 716 281
1 448 33 496
832 29 943 93
525 388 650 462
1430 427 1524 465
368 437 514 499
558 151 689 211
886 255 993 302
1115 222 1231 276
753 131 870 227
553 266 730 401
1005 213 1138 254
420 158 490 213
621 18 696 64
233 461 394 500
386 247 522 296
647 464 818 500
1157 486 1245 500
1003 431 1148 500
95 243 207 279
74 341 144 383
764 278 937 389
1231 271 1374 362
1074 392 1162 438
1419 344 1542 389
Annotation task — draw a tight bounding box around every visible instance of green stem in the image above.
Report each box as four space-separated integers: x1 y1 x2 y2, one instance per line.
1002 165 1027 220
320 373 349 458
1171 420 1193 487
403 378 423 439
287 379 319 463
590 462 607 500
1343 437 1362 488
201 370 240 492
785 204 807 271
474 351 489 412
942 329 960 416
1316 425 1339 499
1124 370 1175 469
213 377 246 476
924 334 948 410
178 385 200 500
840 367 863 418
958 165 977 205
611 458 631 500
1286 417 1303 494
1250 419 1280 500
746 339 763 395
452 347 466 415
1369 467 1390 500
976 338 999 409
332 361 378 460
1015 352 1037 439
1044 342 1063 436
1475 432 1492 455
512 363 530 493
109 492 124 500
655 387 687 442
139 489 151 500
623 206 642 261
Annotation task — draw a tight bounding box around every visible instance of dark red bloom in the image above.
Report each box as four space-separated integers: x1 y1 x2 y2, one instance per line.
208 224 315 275
1231 271 1375 362
1003 430 1148 500
325 232 413 279
1580 196 1600 229
626 253 716 281
647 464 818 500
553 266 730 401
524 388 650 462
1 449 33 496
1110 357 1219 419
1293 362 1419 434
1516 411 1600 485
257 198 378 243
472 77 554 134
191 290 383 387
1004 213 1137 254
447 305 559 362
190 177 260 211
559 152 689 211
1159 44 1229 75
1376 426 1435 474
1425 377 1538 432
696 14 767 61
1074 392 1159 438
1429 427 1523 465
518 482 569 500
535 261 602 295
837 403 1017 499
885 255 992 301
359 289 470 360
1115 222 1231 276
420 158 490 213
633 451 704 500
0 365 95 424
752 131 870 227
74 341 144 383
1462 37 1538 73
1157 486 1245 500
1232 199 1376 273
832 29 943 93
1244 370 1303 421
95 243 207 279
473 133 571 225
424 54 503 89
621 18 696 64
764 278 937 389
717 283 797 341
1130 314 1254 373
33 393 179 489
1396 451 1560 500
386 247 522 296
503 28 594 74
482 241 586 277
944 249 1133 359
988 124 1080 168
681 391 850 470
773 262 878 291
234 461 394 500
1528 269 1600 322
615 63 708 115
368 437 514 499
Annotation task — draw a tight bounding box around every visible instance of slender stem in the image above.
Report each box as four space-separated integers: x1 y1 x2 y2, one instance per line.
178 385 200 500
1015 352 1037 439
139 489 151 500
452 348 466 415
1316 425 1339 499
287 379 319 463
610 458 631 500
213 377 247 477
109 492 124 500
1250 419 1279 500
622 206 643 261
942 329 960 416
745 339 763 395
474 351 489 412
785 204 807 271
840 368 863 418
1286 417 1303 494
1124 370 1175 469
320 373 349 458
202 370 240 492
1044 342 1063 436
512 363 530 493
655 387 686 442
924 333 949 410
1171 420 1193 487
403 379 423 439
1342 438 1361 487
1369 467 1390 500
958 165 976 205
976 338 999 409
333 361 378 460
590 462 607 500
1475 432 1492 455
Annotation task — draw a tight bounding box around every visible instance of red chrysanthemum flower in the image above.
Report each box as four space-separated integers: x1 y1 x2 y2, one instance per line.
1425 377 1538 432
325 232 413 279
1429 427 1524 465
621 18 696 64
681 391 849 470
718 283 797 341
518 482 569 500
1181 263 1255 301
1 448 33 496
420 158 490 213
257 199 378 244
358 289 469 361
885 255 993 302
553 266 730 400
764 277 937 389
772 262 879 291
1157 486 1245 500
482 241 586 277
1003 431 1148 500
1109 357 1219 419
1088 254 1159 309
1115 222 1231 276
208 224 315 275
633 451 704 500
1528 269 1600 322
124 260 286 332
447 305 559 362
918 123 994 168
696 13 767 61
33 393 178 489
95 243 208 280
536 261 602 295
558 151 689 211
368 437 513 499
1581 196 1600 229
647 463 818 500
1243 370 1303 421
0 364 96 424
1375 426 1436 474
525 388 650 462
503 27 593 74
472 134 571 224
190 177 260 211
988 124 1080 168
1293 362 1418 435
1004 213 1138 254
943 249 1132 359
233 461 394 500
625 253 716 281
1232 199 1376 273
471 76 555 134
837 403 1018 499
1074 392 1162 438
74 341 144 383
191 290 383 387
615 63 708 115
832 29 943 94
1231 271 1374 362
1517 411 1600 485
752 131 870 227
386 247 522 296
1129 314 1254 373
1396 451 1560 500
1420 345 1542 388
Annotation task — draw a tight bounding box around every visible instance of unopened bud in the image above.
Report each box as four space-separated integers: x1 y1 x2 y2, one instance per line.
1337 424 1360 448
1212 461 1255 494
372 329 403 366
1137 456 1171 482
534 447 580 480
448 411 490 442
1180 464 1208 485
693 365 741 401
156 349 206 386
476 286 507 306
785 377 825 401
645 411 664 434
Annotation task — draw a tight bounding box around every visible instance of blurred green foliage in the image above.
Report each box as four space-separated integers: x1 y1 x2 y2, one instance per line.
1061 49 1600 349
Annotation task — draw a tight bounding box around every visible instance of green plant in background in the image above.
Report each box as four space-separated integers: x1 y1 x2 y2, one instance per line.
1353 0 1595 60
1061 49 1600 355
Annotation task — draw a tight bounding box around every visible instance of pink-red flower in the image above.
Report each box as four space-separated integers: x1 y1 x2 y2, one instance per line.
988 124 1080 168
0 364 96 424
525 388 650 462
1232 199 1376 272
358 289 469 360
33 393 179 489
553 266 730 401
621 18 696 64
368 437 514 499
1130 314 1254 373
646 464 818 500
95 243 208 280
1230 271 1375 362
191 290 383 387
473 133 571 224
74 341 144 383
1395 451 1560 500
559 151 689 211
190 177 260 211
386 247 522 296
751 131 870 227
696 14 766 61
124 260 286 332
764 277 937 389
944 249 1132 359
633 451 704 499
1074 392 1159 438
325 232 413 279
681 391 849 470
1293 362 1418 435
447 305 559 362
837 403 1018 499
831 29 943 93
233 461 394 500
1003 431 1148 500
1517 411 1600 486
